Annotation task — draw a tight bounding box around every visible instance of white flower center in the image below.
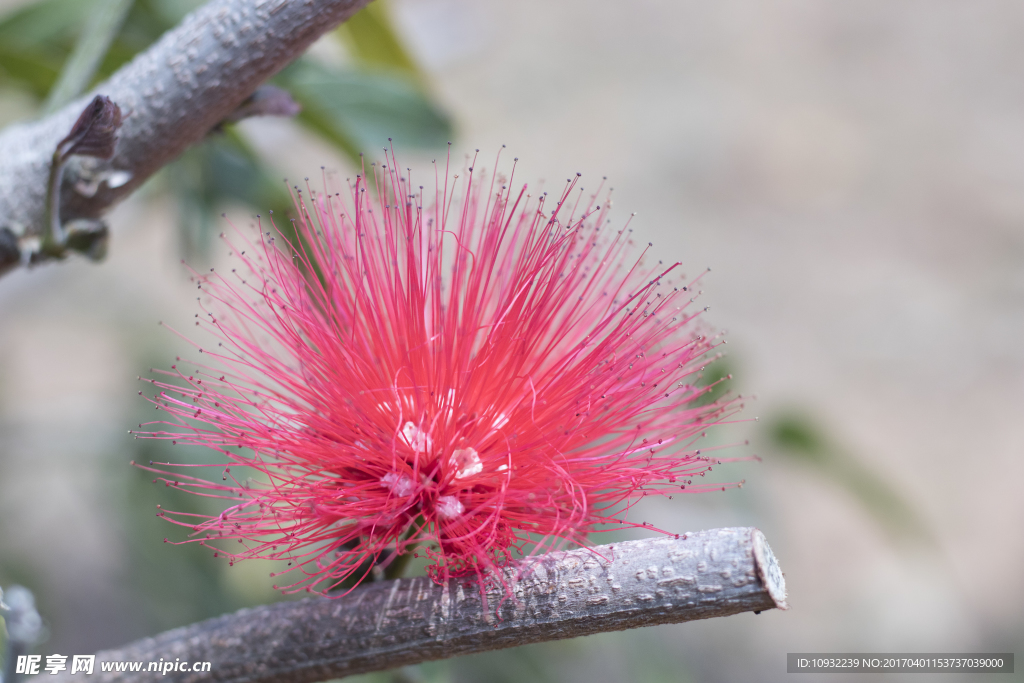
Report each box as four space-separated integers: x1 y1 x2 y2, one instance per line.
401 421 433 454
436 495 465 519
381 472 415 497
450 447 483 479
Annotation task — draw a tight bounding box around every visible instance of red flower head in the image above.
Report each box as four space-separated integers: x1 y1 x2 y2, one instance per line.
138 148 746 594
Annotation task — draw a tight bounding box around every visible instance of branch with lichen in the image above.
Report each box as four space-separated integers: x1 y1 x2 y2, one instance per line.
48 528 786 683
0 0 371 276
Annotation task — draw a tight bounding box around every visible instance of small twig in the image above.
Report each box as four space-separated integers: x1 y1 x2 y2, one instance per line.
41 95 123 258
217 86 301 127
51 527 786 683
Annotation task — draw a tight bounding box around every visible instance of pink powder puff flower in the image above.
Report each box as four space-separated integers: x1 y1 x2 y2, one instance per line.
136 148 747 594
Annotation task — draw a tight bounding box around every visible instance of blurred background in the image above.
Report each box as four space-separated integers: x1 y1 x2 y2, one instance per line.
1 0 1022 681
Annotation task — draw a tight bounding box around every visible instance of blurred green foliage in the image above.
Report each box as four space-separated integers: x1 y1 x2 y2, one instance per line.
41 0 133 113
336 1 420 76
120 438 258 630
765 412 936 547
690 355 935 550
284 59 452 162
0 0 454 261
691 356 732 408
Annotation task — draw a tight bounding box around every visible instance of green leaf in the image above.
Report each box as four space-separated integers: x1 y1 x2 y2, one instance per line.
144 0 205 27
766 412 936 547
279 59 453 160
0 0 99 96
164 131 294 262
691 357 733 408
0 0 100 50
108 0 193 63
201 131 293 212
43 0 135 114
0 46 61 98
336 0 420 78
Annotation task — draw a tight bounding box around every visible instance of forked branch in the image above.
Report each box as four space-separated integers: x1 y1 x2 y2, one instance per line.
0 0 372 275
52 527 787 683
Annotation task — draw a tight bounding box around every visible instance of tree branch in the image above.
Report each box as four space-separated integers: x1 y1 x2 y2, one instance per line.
53 527 787 683
0 0 372 276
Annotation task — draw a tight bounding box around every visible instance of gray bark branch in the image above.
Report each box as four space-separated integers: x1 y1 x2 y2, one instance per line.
54 527 787 683
0 0 372 276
